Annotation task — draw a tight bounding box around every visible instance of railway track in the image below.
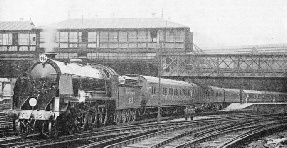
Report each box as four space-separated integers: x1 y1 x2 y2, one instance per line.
120 116 286 148
217 119 287 148
9 113 260 147
105 113 286 148
0 113 241 147
0 112 278 148
2 120 208 147
106 114 263 148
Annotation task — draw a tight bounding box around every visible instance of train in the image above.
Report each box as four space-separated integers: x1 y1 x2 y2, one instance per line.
6 55 287 137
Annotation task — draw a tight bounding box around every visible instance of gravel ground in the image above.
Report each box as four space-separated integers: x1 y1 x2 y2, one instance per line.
246 130 287 148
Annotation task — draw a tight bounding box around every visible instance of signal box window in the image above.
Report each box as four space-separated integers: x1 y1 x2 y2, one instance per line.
12 33 18 45
175 30 185 42
149 29 157 42
119 31 127 42
82 31 88 42
0 34 2 45
59 32 68 42
109 31 118 43
138 31 147 42
88 32 97 48
2 33 12 45
100 32 108 42
69 32 79 48
128 31 137 42
69 32 78 42
30 34 36 45
19 34 29 45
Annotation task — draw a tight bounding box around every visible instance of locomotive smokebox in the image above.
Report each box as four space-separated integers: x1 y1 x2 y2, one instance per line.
44 52 57 59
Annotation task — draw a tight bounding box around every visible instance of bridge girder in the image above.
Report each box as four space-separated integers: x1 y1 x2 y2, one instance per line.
161 54 287 78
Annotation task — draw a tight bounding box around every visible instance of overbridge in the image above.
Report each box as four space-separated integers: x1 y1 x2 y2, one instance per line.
161 44 287 92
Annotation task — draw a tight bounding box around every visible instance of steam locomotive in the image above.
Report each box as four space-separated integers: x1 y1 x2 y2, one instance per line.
8 55 287 137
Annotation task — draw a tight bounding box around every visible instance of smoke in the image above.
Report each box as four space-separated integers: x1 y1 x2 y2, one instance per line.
41 26 57 53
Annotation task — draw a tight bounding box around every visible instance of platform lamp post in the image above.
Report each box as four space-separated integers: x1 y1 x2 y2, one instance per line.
157 30 162 123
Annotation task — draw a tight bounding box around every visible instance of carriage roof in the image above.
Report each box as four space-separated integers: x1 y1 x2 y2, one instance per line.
122 75 195 87
243 90 287 95
141 75 195 87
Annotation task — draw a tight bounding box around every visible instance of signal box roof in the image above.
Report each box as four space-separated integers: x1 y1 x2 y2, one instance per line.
43 18 189 29
0 21 36 31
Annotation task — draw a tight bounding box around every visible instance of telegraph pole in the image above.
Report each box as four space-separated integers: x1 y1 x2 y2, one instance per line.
157 30 162 123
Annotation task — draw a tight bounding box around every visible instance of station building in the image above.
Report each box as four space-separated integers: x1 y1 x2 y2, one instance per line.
0 21 41 60
40 18 193 62
0 21 41 78
0 18 193 102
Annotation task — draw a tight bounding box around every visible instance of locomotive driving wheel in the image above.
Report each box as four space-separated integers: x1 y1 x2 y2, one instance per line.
16 119 31 137
130 110 136 122
114 110 121 124
121 110 127 123
86 113 93 130
126 110 131 122
92 112 98 127
77 112 94 131
15 119 24 136
41 120 58 138
98 108 108 126
64 108 80 134
75 112 88 132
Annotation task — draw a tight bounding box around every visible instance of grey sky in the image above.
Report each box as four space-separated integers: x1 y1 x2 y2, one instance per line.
0 0 286 48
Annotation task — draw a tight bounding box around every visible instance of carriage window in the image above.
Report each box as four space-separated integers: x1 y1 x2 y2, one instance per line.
174 89 178 96
151 86 156 94
183 89 187 96
205 90 209 96
169 88 173 95
163 87 167 95
188 90 191 96
180 89 183 96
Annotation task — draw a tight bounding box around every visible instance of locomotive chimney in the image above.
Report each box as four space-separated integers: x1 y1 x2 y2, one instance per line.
45 52 57 59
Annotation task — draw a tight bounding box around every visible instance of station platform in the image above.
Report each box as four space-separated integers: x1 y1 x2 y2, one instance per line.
223 103 287 114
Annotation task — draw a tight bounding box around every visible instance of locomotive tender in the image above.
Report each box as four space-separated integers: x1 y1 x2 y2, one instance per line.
8 55 287 137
